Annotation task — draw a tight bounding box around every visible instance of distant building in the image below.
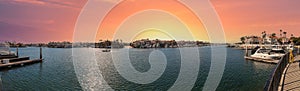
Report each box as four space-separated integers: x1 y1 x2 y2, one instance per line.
48 41 72 48
130 39 178 48
242 31 292 45
130 39 209 48
243 36 261 44
95 39 124 48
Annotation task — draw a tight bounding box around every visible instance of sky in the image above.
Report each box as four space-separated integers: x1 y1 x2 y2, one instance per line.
0 0 299 43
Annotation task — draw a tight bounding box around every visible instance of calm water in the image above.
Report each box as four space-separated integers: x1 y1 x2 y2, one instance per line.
0 47 275 91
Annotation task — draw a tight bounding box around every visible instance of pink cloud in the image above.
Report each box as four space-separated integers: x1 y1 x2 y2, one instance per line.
12 0 85 10
45 0 84 10
96 0 120 4
13 0 46 5
44 20 55 24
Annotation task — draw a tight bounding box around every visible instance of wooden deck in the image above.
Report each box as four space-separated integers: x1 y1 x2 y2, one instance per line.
0 55 18 59
0 47 43 69
282 56 300 91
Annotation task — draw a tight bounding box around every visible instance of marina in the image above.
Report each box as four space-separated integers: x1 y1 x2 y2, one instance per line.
237 38 300 91
1 0 300 90
0 29 299 90
0 41 298 90
0 43 43 69
0 47 276 91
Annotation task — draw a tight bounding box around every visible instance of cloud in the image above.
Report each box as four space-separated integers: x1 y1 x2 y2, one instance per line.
97 0 120 4
44 0 83 10
0 21 38 42
11 0 83 10
249 22 300 27
212 0 255 9
13 0 46 5
44 20 55 24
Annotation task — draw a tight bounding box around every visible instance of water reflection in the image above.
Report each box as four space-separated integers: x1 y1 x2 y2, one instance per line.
0 47 276 91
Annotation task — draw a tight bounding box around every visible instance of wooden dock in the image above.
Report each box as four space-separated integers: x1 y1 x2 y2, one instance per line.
0 59 42 68
0 55 18 60
281 56 300 91
0 47 44 69
0 57 43 68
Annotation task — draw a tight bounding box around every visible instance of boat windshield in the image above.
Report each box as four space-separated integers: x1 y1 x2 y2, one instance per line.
270 50 286 54
257 49 270 54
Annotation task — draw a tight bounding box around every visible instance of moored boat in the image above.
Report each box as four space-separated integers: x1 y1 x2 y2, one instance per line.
102 49 111 52
250 47 286 60
0 43 17 59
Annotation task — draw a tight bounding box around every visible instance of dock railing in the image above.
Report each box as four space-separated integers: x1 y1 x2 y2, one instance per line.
264 52 290 91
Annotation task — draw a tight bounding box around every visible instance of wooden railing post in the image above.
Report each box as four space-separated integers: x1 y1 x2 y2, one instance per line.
289 50 294 63
297 46 300 54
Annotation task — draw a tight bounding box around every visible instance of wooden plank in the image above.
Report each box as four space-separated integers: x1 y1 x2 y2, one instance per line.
0 55 18 59
294 56 300 61
6 56 30 62
283 56 300 91
0 59 42 68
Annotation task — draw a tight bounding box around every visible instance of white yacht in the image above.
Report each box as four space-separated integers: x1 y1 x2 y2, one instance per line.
0 43 15 56
250 48 286 60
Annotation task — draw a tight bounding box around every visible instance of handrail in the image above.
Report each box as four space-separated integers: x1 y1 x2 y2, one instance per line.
264 52 290 91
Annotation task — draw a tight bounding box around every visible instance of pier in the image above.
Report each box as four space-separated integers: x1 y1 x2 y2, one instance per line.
0 59 42 68
0 55 17 59
0 47 43 69
280 56 300 91
264 53 300 91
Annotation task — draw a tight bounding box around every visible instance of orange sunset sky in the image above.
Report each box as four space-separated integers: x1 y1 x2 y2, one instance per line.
0 0 299 43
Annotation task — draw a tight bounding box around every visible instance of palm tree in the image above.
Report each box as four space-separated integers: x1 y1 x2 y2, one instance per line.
280 29 283 38
283 32 287 38
270 33 277 44
262 31 267 38
261 31 267 44
240 37 246 44
271 33 276 37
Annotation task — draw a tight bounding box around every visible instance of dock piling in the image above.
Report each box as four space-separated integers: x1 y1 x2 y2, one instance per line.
16 46 19 57
39 47 42 60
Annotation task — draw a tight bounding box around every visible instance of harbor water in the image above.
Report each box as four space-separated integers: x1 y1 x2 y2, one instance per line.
0 47 275 91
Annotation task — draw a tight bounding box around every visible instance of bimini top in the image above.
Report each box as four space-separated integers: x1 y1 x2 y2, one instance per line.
0 43 10 55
